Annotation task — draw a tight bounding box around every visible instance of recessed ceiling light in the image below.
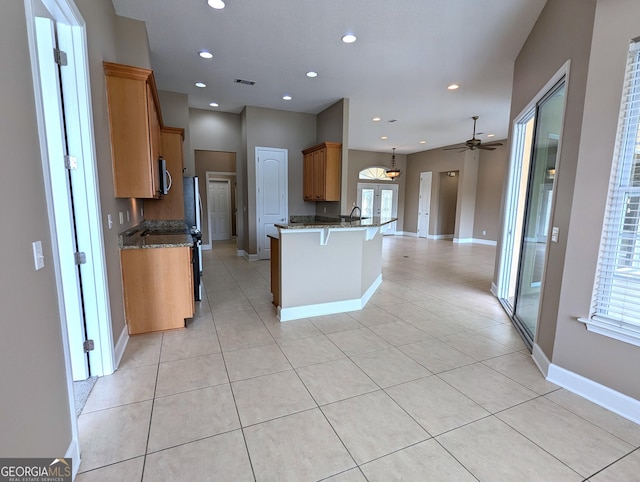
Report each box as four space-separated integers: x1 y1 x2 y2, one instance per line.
419 140 427 144
209 102 219 107
207 0 225 9
487 134 495 138
306 71 318 78
372 117 381 122
199 50 213 59
195 82 207 88
282 95 292 101
381 136 388 140
447 83 460 90
341 34 357 44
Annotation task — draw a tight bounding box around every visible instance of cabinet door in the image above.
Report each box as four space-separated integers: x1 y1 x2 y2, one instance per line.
145 128 185 220
323 144 341 201
147 82 162 198
120 247 193 334
303 152 314 201
312 149 326 200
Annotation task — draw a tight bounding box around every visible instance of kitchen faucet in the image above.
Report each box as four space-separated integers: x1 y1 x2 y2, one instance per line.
349 205 361 220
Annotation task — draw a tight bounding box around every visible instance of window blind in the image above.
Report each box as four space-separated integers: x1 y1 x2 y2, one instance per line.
591 40 640 337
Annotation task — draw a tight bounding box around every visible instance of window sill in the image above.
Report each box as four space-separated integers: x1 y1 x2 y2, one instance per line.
577 316 640 347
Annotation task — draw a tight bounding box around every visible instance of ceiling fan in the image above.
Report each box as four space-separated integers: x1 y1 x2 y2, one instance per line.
443 116 503 152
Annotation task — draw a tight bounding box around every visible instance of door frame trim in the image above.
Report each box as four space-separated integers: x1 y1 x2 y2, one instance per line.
255 147 288 260
496 60 570 346
205 173 233 247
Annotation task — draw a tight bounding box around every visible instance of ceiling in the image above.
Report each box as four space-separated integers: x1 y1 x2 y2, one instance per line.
111 0 547 154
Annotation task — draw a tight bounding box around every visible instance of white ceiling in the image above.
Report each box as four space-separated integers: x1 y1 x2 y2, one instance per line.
111 0 547 154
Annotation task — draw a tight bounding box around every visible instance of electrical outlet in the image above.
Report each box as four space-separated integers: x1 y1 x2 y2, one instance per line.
107 214 113 230
482 230 486 236
119 212 124 224
126 210 130 222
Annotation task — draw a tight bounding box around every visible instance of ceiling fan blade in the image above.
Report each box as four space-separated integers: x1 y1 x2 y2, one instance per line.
482 142 503 147
443 145 465 150
478 146 496 151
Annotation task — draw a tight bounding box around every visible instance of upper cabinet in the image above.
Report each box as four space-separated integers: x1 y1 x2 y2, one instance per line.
144 127 185 220
302 142 342 201
104 62 163 198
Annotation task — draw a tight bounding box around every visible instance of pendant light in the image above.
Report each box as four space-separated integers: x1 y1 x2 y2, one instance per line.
386 147 401 179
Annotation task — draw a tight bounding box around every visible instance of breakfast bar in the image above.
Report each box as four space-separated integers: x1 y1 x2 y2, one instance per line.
272 215 397 321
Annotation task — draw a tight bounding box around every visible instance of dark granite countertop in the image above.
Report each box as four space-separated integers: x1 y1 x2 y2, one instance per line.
276 215 397 230
119 220 194 249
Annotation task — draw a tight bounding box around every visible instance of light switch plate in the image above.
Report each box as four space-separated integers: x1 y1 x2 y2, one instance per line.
551 226 559 243
32 241 44 270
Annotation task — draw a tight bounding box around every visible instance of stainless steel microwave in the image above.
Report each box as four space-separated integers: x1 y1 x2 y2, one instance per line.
159 158 172 196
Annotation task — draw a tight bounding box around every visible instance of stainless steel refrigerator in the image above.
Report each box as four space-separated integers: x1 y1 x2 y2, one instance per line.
183 176 203 300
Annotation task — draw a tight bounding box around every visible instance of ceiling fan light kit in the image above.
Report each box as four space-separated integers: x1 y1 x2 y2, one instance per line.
443 116 503 152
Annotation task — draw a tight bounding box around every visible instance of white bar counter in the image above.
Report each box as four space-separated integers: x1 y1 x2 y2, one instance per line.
272 216 396 321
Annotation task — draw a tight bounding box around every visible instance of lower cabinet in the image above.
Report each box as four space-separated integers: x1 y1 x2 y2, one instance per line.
120 247 194 334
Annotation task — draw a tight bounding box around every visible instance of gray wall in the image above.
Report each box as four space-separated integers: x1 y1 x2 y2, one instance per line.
0 0 153 459
0 0 73 457
405 143 508 241
244 106 317 254
551 0 640 398
78 0 153 350
496 0 596 361
346 150 407 232
158 90 192 173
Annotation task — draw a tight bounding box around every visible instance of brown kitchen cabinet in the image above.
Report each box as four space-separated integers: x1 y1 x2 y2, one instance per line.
104 62 163 198
302 142 342 201
120 247 194 334
144 127 185 220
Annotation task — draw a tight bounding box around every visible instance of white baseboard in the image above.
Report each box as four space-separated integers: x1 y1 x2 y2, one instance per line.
453 237 473 243
490 282 499 297
279 275 382 322
532 343 640 424
400 231 418 237
66 435 80 480
430 234 454 240
113 324 129 370
202 243 212 251
472 238 498 246
237 249 259 261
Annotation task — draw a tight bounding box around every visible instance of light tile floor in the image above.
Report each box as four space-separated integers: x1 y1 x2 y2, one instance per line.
76 236 640 481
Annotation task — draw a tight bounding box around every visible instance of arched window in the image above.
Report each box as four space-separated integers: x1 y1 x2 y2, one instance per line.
359 167 393 181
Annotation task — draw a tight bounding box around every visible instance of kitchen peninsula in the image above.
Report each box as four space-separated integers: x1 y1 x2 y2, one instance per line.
271 215 397 321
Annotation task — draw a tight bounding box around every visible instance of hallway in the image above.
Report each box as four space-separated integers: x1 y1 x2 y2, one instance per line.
76 236 640 481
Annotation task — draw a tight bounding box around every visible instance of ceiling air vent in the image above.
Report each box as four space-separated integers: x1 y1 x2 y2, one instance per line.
234 78 256 86
387 119 398 123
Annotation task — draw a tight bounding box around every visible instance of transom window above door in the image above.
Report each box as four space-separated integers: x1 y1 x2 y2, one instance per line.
359 167 393 181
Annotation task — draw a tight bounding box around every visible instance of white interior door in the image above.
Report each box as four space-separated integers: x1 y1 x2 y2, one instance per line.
418 171 432 238
256 147 288 259
208 179 231 241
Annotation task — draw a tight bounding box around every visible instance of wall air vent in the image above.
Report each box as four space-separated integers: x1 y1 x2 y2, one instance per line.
234 78 256 86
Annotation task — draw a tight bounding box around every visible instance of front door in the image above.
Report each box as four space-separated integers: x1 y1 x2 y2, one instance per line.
357 183 398 234
256 147 288 259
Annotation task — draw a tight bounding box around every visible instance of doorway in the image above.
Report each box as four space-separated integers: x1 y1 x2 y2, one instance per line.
497 70 567 346
418 172 432 238
357 183 398 234
208 178 232 241
27 0 113 383
256 147 288 259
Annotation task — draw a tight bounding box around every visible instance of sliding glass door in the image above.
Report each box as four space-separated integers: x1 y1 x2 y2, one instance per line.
498 78 566 345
